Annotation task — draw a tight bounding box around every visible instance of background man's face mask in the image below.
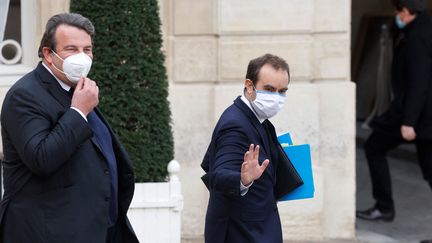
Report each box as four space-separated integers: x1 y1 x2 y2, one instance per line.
395 15 406 29
250 88 286 120
51 50 93 83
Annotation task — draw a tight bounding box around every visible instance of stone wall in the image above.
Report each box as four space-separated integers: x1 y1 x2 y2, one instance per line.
2 0 356 241
160 0 356 241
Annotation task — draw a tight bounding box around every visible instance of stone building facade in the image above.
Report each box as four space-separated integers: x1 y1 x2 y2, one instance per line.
160 1 355 241
0 0 355 242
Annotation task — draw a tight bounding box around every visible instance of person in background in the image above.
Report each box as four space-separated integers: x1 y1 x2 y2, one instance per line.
356 1 432 242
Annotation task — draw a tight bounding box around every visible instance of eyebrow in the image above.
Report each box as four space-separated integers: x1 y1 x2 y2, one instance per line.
62 45 93 49
263 84 277 90
263 84 288 92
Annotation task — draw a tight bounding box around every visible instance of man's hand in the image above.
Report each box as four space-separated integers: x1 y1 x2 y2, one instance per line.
401 125 416 141
241 144 269 186
71 77 99 116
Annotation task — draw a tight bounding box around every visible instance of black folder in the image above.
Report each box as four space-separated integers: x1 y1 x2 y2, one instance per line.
274 144 304 200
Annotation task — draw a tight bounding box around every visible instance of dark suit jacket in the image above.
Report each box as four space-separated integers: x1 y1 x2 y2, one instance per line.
201 97 282 243
0 63 139 243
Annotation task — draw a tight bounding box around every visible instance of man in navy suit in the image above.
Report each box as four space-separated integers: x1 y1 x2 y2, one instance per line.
0 13 138 243
201 53 290 243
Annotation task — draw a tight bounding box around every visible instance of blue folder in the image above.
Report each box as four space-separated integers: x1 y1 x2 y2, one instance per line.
277 133 315 201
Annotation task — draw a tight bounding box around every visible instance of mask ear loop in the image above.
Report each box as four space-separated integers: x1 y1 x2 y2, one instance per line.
49 49 74 83
50 49 64 61
49 49 67 75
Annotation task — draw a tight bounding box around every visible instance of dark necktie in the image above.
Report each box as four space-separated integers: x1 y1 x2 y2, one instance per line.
262 119 280 178
87 111 119 226
67 87 74 98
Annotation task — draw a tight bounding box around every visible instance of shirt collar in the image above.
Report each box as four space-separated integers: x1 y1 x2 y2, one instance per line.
240 95 265 124
42 62 71 92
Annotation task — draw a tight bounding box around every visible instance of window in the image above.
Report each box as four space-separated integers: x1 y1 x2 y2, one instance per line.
1 0 22 65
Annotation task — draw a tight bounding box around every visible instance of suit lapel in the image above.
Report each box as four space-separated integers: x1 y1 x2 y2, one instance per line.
90 134 105 159
233 97 271 154
92 108 131 170
93 108 117 155
233 97 273 177
92 109 134 172
88 109 112 163
36 62 71 109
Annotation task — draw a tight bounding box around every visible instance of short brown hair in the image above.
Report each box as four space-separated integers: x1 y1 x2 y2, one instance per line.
392 0 426 14
245 53 290 86
38 13 95 58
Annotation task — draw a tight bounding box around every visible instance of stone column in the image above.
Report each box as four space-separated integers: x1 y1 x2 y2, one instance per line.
159 0 355 241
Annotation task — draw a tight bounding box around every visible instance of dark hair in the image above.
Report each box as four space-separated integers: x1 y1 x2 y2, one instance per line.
245 53 290 87
38 13 95 58
392 0 426 14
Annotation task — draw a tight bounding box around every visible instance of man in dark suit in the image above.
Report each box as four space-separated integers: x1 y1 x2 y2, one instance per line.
356 1 432 242
201 54 290 243
0 13 138 243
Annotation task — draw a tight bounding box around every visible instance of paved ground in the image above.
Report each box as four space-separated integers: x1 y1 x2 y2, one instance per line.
283 124 432 243
354 124 432 243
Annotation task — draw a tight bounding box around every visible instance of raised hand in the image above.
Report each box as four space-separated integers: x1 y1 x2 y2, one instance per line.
71 77 99 116
241 144 270 186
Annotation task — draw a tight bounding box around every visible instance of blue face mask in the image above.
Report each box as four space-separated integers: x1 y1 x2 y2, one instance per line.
395 15 406 29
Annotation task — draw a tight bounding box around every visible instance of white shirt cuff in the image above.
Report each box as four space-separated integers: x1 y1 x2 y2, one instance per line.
70 107 88 122
240 181 253 196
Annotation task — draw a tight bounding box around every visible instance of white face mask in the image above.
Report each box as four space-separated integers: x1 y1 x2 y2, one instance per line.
51 50 92 83
251 89 286 120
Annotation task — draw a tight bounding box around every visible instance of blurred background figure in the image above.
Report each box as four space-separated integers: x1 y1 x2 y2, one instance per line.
356 1 432 242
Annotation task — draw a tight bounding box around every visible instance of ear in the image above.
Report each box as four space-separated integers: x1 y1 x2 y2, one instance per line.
42 47 54 64
244 79 254 94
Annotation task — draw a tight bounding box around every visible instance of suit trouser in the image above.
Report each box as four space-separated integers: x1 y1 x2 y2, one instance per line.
364 131 432 212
